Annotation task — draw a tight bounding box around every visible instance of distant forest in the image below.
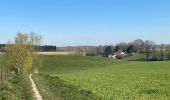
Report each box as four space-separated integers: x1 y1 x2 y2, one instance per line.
0 44 56 52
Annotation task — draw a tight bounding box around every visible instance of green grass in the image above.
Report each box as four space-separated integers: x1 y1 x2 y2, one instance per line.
38 55 120 74
58 61 170 100
0 74 35 100
34 55 170 100
123 53 169 61
0 55 34 100
33 74 100 100
123 53 146 61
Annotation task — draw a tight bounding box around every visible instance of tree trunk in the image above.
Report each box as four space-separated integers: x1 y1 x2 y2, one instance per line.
147 52 149 61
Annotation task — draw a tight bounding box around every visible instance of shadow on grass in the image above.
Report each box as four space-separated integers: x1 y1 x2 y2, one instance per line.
33 74 101 100
126 58 147 61
127 58 170 62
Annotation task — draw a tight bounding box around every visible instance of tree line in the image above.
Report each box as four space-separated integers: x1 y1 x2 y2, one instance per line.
0 44 56 52
104 39 170 61
1 37 170 61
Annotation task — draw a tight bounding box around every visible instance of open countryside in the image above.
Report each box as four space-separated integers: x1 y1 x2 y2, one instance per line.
34 55 170 100
1 49 170 99
1 0 170 100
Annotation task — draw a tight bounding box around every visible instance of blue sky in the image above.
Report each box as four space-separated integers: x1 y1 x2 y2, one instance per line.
0 0 170 46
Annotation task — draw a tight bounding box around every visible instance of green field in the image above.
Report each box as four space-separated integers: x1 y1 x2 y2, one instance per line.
33 55 170 100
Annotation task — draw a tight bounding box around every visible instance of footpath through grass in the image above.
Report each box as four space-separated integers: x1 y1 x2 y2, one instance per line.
35 55 170 100
0 55 34 100
33 74 100 100
0 74 35 100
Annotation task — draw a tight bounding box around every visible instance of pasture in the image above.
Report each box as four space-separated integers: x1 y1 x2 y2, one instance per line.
33 55 170 100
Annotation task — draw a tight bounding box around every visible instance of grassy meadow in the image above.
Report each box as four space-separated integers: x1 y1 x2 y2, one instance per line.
32 55 170 100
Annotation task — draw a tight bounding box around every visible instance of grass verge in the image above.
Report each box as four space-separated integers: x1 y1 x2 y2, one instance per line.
33 74 101 100
0 74 35 100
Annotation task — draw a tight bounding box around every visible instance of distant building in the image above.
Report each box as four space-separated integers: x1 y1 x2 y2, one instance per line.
109 52 126 59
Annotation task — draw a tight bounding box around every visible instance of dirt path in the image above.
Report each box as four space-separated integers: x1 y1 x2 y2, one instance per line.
30 74 42 100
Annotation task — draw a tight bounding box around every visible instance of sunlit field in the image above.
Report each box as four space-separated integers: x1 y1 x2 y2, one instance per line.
33 55 170 100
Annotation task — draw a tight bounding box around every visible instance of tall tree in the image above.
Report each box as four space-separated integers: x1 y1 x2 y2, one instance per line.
160 44 164 61
104 46 113 57
127 44 134 53
166 45 170 60
143 40 155 61
151 46 156 60
115 45 120 52
132 39 144 53
118 42 128 52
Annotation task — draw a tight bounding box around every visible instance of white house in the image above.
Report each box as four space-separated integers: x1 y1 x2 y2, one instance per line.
109 52 125 59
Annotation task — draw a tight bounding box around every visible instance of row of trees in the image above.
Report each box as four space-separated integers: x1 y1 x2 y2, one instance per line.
40 45 56 51
104 39 170 61
0 44 57 52
166 46 170 60
55 39 170 59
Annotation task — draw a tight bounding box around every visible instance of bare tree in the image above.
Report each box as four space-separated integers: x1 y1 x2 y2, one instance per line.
160 44 164 61
166 45 170 60
132 39 144 53
151 46 156 60
117 42 128 52
143 40 155 61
